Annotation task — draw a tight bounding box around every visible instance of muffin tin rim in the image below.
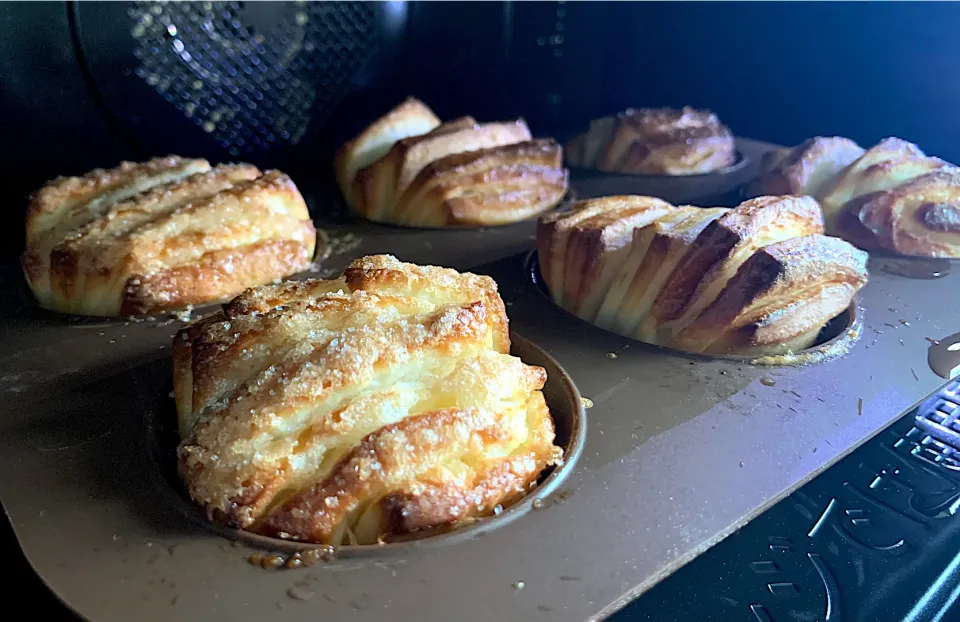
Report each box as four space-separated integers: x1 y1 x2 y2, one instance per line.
144 330 587 556
523 249 864 364
567 147 749 181
342 188 578 232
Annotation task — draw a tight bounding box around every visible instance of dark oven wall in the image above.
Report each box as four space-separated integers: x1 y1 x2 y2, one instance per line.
2 1 960 258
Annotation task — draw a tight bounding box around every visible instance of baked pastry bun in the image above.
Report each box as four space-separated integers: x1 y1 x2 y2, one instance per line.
335 98 569 227
174 255 562 545
566 107 737 176
537 195 868 356
22 157 317 316
759 136 960 257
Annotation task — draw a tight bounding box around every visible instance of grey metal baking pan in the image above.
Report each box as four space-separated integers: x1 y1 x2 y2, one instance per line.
1 141 959 621
569 137 774 207
617 379 960 622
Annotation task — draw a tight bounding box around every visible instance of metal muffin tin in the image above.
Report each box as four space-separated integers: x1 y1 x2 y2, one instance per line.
569 137 772 207
1 140 959 621
146 332 586 556
525 251 864 365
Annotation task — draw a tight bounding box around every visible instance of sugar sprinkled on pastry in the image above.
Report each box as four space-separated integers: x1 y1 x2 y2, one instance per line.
174 255 562 545
537 195 868 356
23 157 318 316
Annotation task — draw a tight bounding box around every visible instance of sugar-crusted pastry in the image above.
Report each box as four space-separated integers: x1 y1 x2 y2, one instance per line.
174 255 562 545
566 107 737 176
671 235 869 355
759 136 960 257
335 98 569 227
537 196 868 356
22 157 317 316
644 195 825 344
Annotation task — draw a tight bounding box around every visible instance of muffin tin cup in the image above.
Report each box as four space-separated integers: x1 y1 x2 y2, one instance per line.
868 251 960 280
145 331 586 557
568 138 773 207
344 190 578 232
524 250 863 366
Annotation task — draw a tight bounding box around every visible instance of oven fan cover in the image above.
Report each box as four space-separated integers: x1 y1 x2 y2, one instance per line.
74 1 406 159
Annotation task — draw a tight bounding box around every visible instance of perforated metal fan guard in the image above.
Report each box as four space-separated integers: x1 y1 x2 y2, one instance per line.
128 1 381 157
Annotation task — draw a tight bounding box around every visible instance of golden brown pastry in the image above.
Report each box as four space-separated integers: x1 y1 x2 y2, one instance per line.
536 195 674 320
859 169 960 257
334 98 442 211
22 157 317 316
758 137 865 198
566 107 737 175
537 195 868 356
335 98 569 227
759 136 960 257
174 255 562 545
595 207 727 336
644 195 826 344
671 235 869 355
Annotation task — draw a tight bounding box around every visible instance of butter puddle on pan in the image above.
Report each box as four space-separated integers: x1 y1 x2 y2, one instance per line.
145 332 585 557
525 251 863 367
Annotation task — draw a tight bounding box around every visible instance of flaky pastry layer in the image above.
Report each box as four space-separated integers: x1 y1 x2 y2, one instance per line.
22 158 317 316
174 255 561 545
335 98 569 227
759 135 960 257
566 107 736 176
536 195 867 356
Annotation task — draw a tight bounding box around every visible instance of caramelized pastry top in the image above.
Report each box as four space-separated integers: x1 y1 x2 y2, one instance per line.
673 234 868 355
23 157 317 316
566 107 737 176
335 98 568 227
537 195 867 356
174 255 561 545
759 135 960 258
